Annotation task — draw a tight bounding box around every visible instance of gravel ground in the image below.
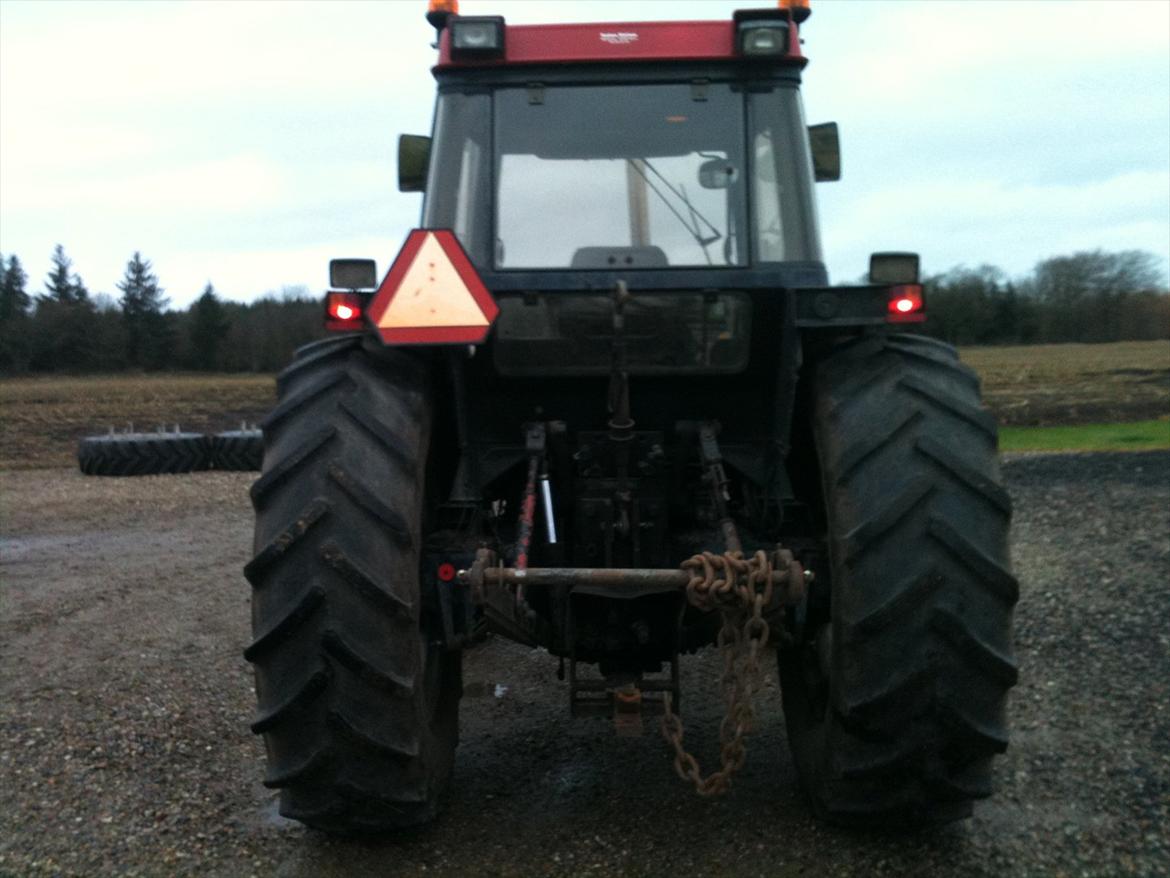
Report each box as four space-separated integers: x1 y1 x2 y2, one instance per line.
1 452 1168 877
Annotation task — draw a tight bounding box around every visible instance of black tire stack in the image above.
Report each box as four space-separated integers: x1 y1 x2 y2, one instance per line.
210 428 264 471
77 426 264 475
780 332 1018 828
245 334 461 833
77 432 212 476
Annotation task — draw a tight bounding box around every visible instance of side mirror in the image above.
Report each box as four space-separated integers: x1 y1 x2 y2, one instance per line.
869 252 920 285
398 134 431 192
808 122 840 182
698 157 739 189
329 258 378 290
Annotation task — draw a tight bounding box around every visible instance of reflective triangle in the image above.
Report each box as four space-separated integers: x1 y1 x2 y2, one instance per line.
376 233 491 330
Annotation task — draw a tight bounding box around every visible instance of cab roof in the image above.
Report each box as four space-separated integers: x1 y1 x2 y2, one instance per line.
434 17 806 69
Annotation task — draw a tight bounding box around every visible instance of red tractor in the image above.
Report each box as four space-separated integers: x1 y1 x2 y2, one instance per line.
246 0 1017 832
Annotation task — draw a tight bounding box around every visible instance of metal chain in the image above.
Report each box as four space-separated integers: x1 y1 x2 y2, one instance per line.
660 550 774 797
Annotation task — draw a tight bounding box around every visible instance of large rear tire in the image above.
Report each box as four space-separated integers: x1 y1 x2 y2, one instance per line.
245 334 460 833
780 332 1018 827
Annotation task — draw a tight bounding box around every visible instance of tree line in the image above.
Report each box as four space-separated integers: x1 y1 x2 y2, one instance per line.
0 245 1166 374
920 250 1169 346
0 246 324 373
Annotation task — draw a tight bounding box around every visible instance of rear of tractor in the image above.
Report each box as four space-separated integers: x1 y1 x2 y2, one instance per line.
245 0 1018 833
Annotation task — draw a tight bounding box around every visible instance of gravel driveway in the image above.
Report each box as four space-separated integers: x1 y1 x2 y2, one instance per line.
1 452 1167 877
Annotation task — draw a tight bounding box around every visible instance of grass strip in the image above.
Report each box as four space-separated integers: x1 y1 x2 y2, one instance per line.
1000 419 1170 452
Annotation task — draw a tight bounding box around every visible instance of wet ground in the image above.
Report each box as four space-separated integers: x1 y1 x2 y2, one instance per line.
1 453 1168 877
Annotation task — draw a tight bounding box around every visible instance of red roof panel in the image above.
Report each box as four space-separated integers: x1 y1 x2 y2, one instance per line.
436 18 804 68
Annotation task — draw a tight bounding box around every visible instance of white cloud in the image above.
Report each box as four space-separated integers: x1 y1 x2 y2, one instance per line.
162 236 413 304
821 170 1170 280
1 0 1166 304
808 0 1169 100
0 1 436 108
2 154 285 213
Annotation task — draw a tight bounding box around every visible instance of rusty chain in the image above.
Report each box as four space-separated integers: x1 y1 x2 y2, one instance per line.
661 549 800 796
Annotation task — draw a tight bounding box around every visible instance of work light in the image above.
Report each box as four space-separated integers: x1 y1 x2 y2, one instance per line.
733 8 791 58
450 16 505 57
739 23 789 56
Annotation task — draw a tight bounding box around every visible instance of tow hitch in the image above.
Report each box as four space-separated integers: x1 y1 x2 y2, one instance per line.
458 545 809 792
453 404 812 795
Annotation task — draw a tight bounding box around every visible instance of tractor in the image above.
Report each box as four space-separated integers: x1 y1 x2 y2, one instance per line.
245 0 1018 833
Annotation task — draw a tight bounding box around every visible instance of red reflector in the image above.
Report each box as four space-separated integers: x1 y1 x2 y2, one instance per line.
368 229 498 346
437 562 457 582
887 284 925 323
325 291 364 331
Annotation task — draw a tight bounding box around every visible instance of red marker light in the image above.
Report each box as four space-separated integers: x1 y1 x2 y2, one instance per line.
887 284 925 323
325 291 364 330
437 562 457 582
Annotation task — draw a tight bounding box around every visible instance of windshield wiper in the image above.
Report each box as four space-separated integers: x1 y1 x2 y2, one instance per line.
627 159 722 264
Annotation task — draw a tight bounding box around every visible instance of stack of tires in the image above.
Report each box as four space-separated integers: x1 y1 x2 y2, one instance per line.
77 426 264 476
209 429 265 471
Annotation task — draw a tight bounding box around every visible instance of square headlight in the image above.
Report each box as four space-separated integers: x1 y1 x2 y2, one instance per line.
450 16 505 57
738 22 790 57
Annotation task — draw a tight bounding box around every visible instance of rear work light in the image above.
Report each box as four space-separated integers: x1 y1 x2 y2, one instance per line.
450 16 505 57
887 284 925 323
739 23 789 56
733 9 791 58
325 291 366 331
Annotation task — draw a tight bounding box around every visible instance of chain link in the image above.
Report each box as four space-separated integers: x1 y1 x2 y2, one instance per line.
660 550 776 796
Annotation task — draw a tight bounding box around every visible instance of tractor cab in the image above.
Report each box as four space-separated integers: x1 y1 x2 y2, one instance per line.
411 2 832 291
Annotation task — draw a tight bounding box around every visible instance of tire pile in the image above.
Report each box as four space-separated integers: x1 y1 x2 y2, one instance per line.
77 425 263 476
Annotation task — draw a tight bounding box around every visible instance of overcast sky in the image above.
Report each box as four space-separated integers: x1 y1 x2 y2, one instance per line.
1 0 1167 308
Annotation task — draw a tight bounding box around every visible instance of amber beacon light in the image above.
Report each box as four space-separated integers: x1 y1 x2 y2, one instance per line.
779 0 812 21
427 0 459 30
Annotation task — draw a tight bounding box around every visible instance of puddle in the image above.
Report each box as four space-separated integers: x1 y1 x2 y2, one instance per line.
463 681 512 699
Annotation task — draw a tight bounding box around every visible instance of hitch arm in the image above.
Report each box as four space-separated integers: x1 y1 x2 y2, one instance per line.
459 548 807 606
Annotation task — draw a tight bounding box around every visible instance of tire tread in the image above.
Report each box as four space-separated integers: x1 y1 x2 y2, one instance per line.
246 337 459 833
780 331 1017 828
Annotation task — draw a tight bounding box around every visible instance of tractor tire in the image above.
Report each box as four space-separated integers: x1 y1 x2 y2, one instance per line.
279 333 365 394
779 332 1018 828
245 334 461 834
210 429 263 471
77 432 211 476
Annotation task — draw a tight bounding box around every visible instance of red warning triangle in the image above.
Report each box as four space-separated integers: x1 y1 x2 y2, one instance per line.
368 229 499 345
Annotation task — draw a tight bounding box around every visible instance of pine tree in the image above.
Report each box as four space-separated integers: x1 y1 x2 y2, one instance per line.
41 244 89 305
189 283 230 370
0 254 33 371
26 247 96 370
0 254 31 320
117 251 170 368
